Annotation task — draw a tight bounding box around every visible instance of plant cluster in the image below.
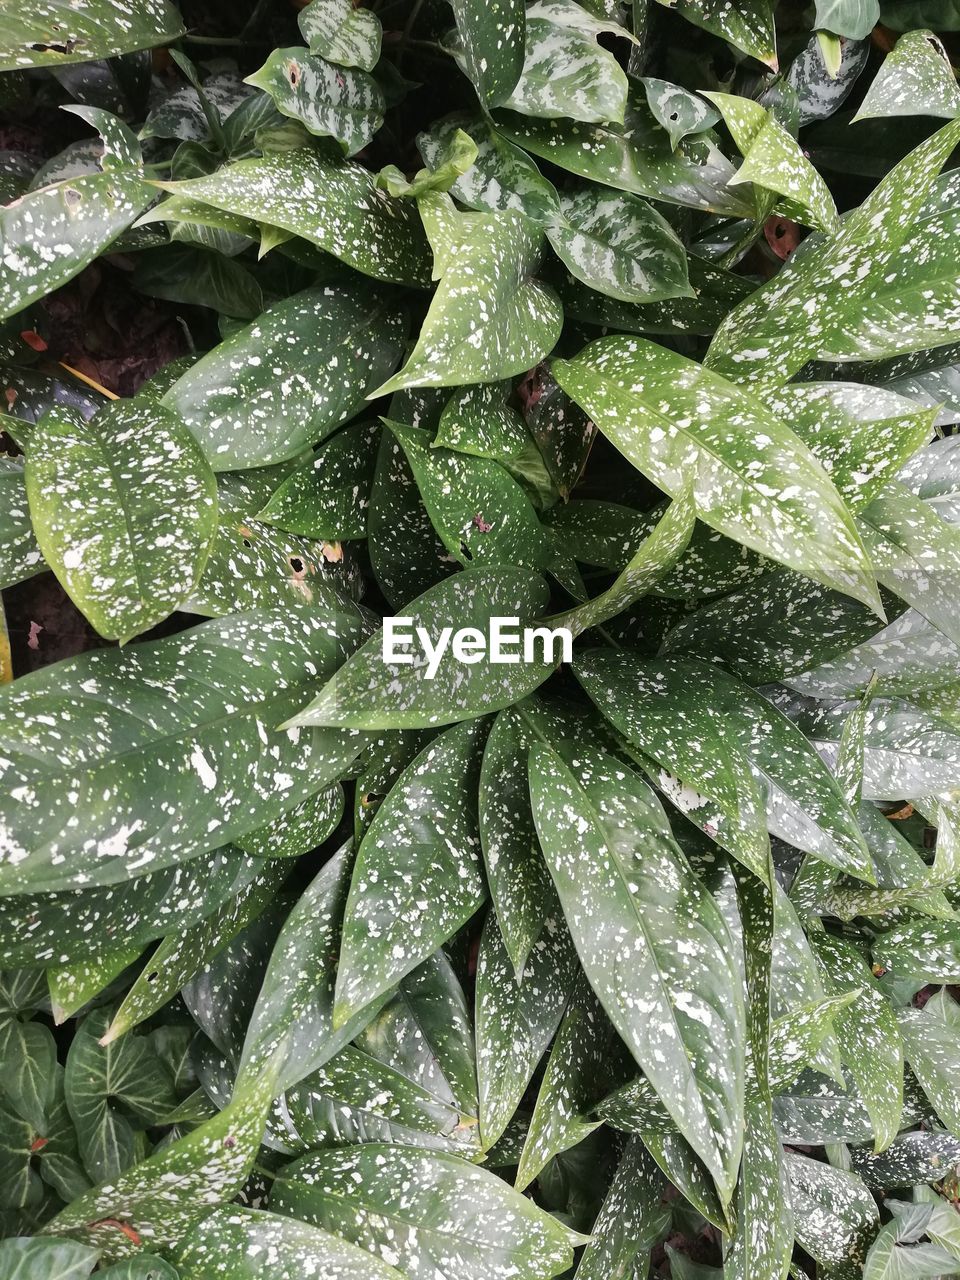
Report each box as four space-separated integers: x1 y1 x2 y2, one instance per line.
2 0 960 1277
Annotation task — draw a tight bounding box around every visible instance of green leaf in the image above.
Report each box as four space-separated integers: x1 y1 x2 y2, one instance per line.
857 481 960 648
44 1066 276 1262
0 608 367 893
374 195 562 396
384 419 552 569
162 284 404 471
0 1017 56 1132
99 1258 179 1279
0 1238 97 1279
812 933 904 1151
652 0 777 67
851 1132 960 1187
497 0 637 125
257 420 379 541
551 491 695 637
48 944 143 1024
495 99 753 218
0 848 264 970
575 651 874 882
854 30 960 121
176 1206 403 1280
0 459 44 589
236 786 344 859
515 984 617 1190
334 720 487 1026
706 120 960 383
244 49 384 157
545 185 693 303
863 1205 960 1280
475 908 577 1150
899 1003 960 1133
787 1151 879 1271
433 382 528 462
102 861 288 1043
640 78 719 150
706 92 839 234
236 843 384 1095
64 1010 177 1183
479 697 586 975
0 171 151 321
299 0 382 71
270 1144 584 1280
528 741 745 1201
157 149 432 286
552 336 880 611
24 399 218 642
815 0 880 37
449 0 526 108
575 1139 670 1280
0 0 183 71
284 566 552 730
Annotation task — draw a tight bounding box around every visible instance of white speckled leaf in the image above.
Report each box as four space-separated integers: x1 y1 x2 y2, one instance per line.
786 1151 879 1271
552 336 880 611
140 72 253 144
652 0 776 67
640 78 719 150
514 984 615 1191
186 473 361 617
768 993 858 1092
449 0 526 108
705 92 840 234
706 120 960 384
857 481 960 648
0 170 151 321
236 785 344 859
298 0 382 71
578 651 875 881
575 1140 671 1280
873 921 960 982
855 29 960 121
552 490 695 637
334 720 487 1026
43 1066 276 1262
176 1207 404 1280
48 945 147 1024
0 459 44 589
851 1132 960 1188
725 863 795 1280
812 932 904 1151
102 860 289 1043
162 284 405 471
899 1003 960 1133
0 608 368 894
157 150 432 286
257 419 379 541
787 32 870 125
528 741 746 1201
434 382 529 462
285 566 553 730
0 0 183 71
384 419 552 570
245 49 384 156
495 101 753 217
475 907 577 1150
545 185 693 303
24 400 218 642
479 696 591 976
495 0 636 125
374 195 562 396
237 842 387 1095
270 1144 584 1280
0 847 261 969
418 115 561 222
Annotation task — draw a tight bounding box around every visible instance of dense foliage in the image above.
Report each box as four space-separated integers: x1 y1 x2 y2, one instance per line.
3 0 960 1276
